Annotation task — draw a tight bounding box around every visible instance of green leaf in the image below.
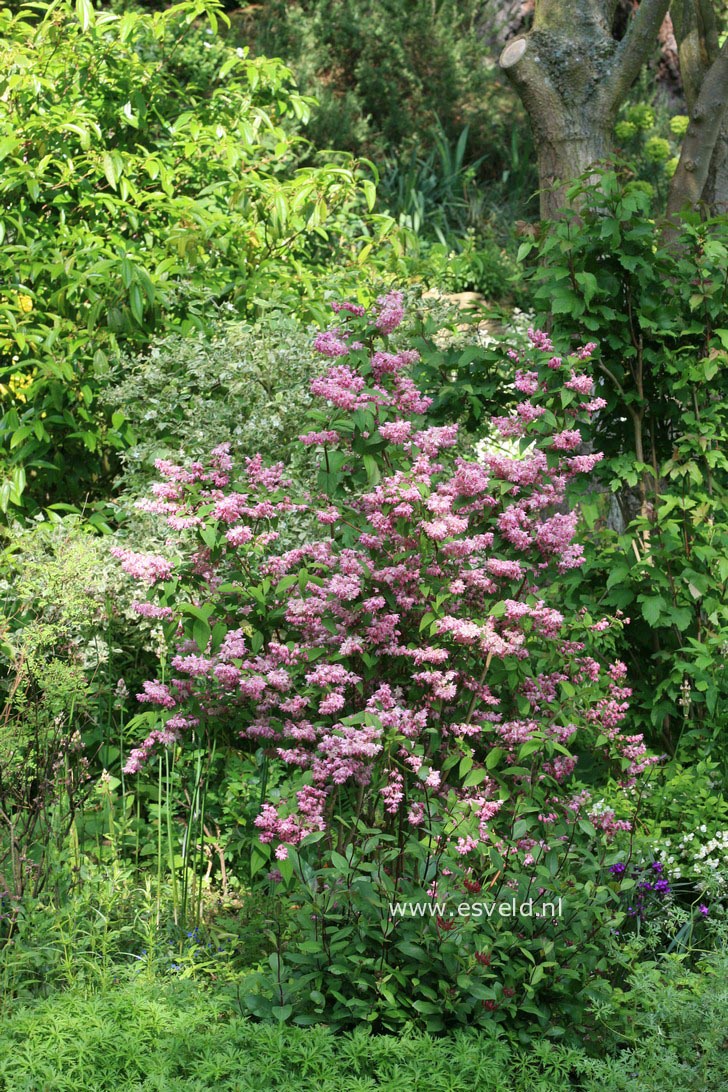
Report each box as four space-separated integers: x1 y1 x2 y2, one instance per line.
517 240 534 263
250 841 270 878
192 616 211 653
575 271 598 305
485 747 504 770
129 282 145 325
102 152 119 190
641 595 667 627
458 754 473 778
669 606 693 632
76 0 95 31
362 454 380 486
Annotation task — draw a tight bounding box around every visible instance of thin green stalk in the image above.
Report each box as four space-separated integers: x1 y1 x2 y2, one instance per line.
156 754 163 929
165 748 179 926
195 740 215 928
119 703 126 803
180 748 203 927
135 791 141 871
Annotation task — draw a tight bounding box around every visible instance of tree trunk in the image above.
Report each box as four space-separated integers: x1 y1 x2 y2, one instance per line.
670 0 728 214
527 108 615 220
499 0 672 219
704 129 728 213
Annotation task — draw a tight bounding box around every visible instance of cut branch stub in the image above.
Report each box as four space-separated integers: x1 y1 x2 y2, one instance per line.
500 37 528 68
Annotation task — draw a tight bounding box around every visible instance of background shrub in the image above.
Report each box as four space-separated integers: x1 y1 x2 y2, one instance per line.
0 0 377 514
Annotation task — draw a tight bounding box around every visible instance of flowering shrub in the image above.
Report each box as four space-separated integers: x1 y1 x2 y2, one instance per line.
628 759 728 909
657 829 728 903
113 294 659 1034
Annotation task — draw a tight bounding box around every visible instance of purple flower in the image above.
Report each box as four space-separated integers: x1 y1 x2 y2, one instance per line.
698 904 709 916
651 861 663 873
609 862 626 876
654 879 670 895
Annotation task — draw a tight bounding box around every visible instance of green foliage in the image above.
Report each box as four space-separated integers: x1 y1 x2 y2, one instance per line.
0 0 377 513
0 949 726 1089
636 759 728 904
575 949 728 1091
243 825 627 1039
390 231 524 305
241 0 532 190
376 123 485 242
0 848 286 1001
0 517 119 907
511 174 728 759
238 2 536 288
612 80 687 201
100 312 323 501
0 983 560 1090
639 758 728 839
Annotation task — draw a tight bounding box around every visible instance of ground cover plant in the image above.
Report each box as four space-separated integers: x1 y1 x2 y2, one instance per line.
0 944 726 1089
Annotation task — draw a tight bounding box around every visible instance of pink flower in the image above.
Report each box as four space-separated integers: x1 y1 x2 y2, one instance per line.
413 425 459 455
131 601 174 620
528 327 554 352
379 420 413 443
310 365 366 411
371 350 419 380
137 680 177 708
375 290 404 334
111 546 173 585
514 370 539 396
551 429 582 451
299 430 340 446
313 329 350 357
581 397 607 412
565 374 594 395
331 300 366 317
226 526 253 547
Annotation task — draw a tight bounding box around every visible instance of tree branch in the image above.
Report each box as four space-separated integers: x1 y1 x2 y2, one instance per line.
665 36 728 225
601 0 671 108
499 34 564 131
671 0 720 108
